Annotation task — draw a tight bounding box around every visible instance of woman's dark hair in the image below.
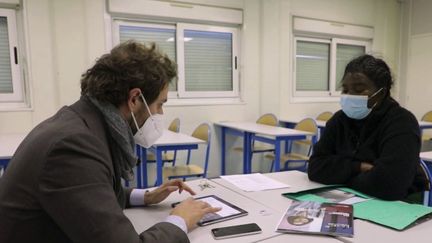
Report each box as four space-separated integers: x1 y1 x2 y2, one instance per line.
343 54 394 94
81 40 177 106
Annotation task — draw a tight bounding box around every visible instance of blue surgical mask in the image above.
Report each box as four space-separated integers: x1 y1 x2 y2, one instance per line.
340 88 383 120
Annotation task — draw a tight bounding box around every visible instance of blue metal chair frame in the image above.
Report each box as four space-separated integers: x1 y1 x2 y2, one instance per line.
166 123 211 181
420 159 432 207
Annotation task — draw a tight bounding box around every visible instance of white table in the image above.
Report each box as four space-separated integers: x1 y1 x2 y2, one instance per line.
419 121 432 130
420 151 432 162
279 117 326 130
350 217 432 243
212 171 325 213
124 179 337 243
214 121 313 175
0 133 27 175
136 130 205 188
279 117 326 141
0 133 27 159
212 171 432 243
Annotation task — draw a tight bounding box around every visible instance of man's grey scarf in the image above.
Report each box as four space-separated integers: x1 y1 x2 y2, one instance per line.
88 96 137 182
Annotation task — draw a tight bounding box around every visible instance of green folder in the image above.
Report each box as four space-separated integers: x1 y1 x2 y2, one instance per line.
283 187 432 230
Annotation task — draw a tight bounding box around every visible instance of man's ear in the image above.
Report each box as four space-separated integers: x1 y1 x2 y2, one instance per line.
127 88 142 111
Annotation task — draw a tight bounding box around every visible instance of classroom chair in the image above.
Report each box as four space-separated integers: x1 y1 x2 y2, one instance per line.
146 118 180 165
421 111 432 142
232 113 278 164
419 159 432 207
162 123 211 181
265 118 318 172
0 159 9 177
316 111 333 122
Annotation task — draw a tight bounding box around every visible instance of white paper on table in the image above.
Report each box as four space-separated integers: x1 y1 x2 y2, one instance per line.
220 173 290 192
338 196 370 205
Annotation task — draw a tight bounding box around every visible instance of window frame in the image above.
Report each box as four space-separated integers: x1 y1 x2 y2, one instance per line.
0 8 23 103
176 23 239 98
292 36 371 101
112 19 240 100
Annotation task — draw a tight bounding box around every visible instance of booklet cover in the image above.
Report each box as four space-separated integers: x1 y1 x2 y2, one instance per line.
276 201 354 238
283 187 432 231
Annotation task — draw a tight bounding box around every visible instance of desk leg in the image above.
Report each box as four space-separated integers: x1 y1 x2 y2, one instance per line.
274 138 281 172
221 127 226 175
244 132 252 174
141 148 148 188
136 146 142 188
156 149 163 186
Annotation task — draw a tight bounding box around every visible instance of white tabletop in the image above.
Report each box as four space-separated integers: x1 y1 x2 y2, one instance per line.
212 171 325 213
350 217 432 243
418 121 432 128
279 117 326 128
124 179 336 243
214 121 313 137
125 179 280 243
420 151 432 162
0 133 27 159
144 130 205 147
213 171 432 243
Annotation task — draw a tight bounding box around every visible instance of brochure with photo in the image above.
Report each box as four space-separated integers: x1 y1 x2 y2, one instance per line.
276 201 354 238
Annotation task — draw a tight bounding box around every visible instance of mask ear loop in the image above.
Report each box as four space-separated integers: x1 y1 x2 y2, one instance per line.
369 87 384 99
369 87 384 109
130 111 142 135
140 93 154 121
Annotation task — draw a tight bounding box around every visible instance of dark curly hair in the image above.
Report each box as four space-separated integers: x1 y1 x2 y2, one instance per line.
81 40 177 106
343 54 393 96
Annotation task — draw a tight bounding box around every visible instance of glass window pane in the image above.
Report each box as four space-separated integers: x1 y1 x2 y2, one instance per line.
0 16 13 93
119 25 177 91
184 29 232 92
296 41 330 91
336 44 365 90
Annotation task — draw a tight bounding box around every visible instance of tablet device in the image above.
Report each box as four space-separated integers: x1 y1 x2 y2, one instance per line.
172 195 248 226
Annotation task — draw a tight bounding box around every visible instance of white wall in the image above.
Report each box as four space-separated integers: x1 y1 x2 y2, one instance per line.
400 0 432 119
259 0 401 121
0 0 404 180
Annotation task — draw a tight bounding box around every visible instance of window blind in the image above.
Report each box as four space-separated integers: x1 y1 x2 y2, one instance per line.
184 30 232 92
119 25 177 91
0 16 13 93
296 41 329 91
335 44 365 90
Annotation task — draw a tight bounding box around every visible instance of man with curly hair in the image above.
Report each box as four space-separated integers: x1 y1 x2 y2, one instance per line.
0 41 220 243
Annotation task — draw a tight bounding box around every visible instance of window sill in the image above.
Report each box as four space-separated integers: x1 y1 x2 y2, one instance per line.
290 96 340 104
0 102 32 112
166 97 245 107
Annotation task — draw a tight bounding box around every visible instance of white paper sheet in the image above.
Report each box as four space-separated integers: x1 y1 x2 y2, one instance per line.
220 173 290 192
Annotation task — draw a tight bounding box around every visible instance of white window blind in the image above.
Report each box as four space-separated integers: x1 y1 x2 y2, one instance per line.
0 16 13 93
294 37 370 99
119 24 177 91
0 8 23 104
184 29 232 92
296 40 330 91
335 44 365 90
113 20 239 99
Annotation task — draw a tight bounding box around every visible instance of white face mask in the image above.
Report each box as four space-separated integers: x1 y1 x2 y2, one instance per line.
131 94 164 148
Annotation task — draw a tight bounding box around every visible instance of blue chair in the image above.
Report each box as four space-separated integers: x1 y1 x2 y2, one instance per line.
162 123 211 181
419 159 432 207
265 118 318 172
0 159 9 177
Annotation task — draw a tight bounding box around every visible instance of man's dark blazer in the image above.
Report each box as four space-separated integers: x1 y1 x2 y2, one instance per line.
0 98 189 243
